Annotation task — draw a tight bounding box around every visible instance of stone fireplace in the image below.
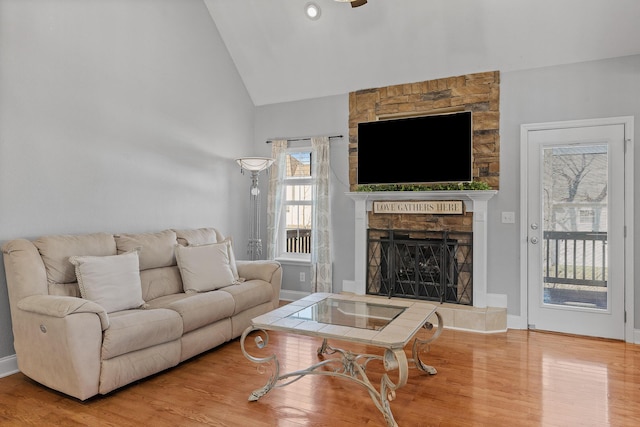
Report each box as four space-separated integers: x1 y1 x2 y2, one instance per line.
347 71 501 191
344 72 506 331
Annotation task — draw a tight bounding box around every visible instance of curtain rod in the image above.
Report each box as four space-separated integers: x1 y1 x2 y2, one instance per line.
265 134 343 144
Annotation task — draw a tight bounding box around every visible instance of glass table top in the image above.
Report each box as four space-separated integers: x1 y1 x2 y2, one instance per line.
287 297 406 331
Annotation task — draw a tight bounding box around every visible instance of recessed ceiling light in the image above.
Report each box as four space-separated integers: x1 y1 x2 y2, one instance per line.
305 2 321 20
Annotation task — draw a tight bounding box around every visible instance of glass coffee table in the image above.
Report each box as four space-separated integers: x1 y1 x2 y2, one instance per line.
240 293 443 427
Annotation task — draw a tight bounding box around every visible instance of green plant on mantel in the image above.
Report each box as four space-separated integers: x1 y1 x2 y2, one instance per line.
356 181 492 192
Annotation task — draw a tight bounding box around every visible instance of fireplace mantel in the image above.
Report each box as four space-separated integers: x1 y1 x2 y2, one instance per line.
346 190 497 211
346 190 497 308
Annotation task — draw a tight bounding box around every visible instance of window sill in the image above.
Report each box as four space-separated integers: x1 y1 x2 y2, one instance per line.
275 256 311 266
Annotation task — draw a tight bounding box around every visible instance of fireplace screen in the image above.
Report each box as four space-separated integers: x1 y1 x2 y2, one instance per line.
366 229 473 305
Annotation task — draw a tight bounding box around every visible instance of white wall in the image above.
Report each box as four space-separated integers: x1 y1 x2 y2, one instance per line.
0 0 255 359
255 55 640 328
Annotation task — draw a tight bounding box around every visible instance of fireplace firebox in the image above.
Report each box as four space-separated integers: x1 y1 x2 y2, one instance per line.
366 229 473 305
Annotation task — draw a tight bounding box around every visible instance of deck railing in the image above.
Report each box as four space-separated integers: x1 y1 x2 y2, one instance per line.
543 231 607 287
286 229 311 254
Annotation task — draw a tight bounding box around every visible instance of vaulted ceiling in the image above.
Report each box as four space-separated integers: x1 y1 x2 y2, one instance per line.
204 0 640 106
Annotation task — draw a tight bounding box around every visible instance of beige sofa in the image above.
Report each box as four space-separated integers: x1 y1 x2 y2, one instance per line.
1 227 282 400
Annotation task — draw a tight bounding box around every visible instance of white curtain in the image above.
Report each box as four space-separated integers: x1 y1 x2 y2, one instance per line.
310 137 332 293
266 140 288 260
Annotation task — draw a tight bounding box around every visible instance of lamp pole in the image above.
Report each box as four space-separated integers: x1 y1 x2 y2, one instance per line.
236 157 275 261
248 169 262 260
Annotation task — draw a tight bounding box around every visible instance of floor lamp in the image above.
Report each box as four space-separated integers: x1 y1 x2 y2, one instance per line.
236 157 275 260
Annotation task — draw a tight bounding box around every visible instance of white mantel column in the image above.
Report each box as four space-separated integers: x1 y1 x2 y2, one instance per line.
346 190 497 308
352 197 369 297
471 198 489 308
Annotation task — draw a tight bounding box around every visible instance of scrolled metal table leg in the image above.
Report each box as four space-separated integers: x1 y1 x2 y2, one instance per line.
412 310 443 375
317 338 330 356
240 326 279 401
386 348 410 426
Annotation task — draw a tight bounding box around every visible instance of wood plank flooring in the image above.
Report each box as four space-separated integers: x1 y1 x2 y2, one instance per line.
1 325 640 426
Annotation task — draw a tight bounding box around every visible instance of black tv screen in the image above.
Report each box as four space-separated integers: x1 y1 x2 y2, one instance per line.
357 111 473 185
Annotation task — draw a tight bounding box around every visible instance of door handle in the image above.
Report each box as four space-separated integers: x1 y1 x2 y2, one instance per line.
530 237 539 244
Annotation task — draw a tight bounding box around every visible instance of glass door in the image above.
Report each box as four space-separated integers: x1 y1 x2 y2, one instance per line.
527 124 625 339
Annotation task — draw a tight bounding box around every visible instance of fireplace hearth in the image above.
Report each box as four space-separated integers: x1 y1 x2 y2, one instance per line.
367 229 473 305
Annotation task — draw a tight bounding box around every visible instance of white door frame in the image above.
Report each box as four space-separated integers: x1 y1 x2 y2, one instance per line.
520 116 634 342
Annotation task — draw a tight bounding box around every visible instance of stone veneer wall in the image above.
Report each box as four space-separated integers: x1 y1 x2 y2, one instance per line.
348 71 500 232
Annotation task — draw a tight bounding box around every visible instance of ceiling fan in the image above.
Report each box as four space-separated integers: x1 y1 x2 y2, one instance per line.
336 0 367 7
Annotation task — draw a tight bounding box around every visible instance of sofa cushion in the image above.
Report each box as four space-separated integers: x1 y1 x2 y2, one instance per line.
114 230 177 271
102 308 183 360
211 237 241 282
69 251 145 314
47 282 82 298
173 227 241 280
174 229 240 281
140 266 183 301
34 233 116 284
175 242 237 293
221 237 241 282
145 291 235 333
100 340 181 396
220 279 274 315
174 228 218 247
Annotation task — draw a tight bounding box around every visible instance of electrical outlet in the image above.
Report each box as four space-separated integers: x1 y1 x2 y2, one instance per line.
501 211 515 224
300 272 306 282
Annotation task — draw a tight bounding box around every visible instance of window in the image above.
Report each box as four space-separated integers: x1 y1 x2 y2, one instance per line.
279 149 313 260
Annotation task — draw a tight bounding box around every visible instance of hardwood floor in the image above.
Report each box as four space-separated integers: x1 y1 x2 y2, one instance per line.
1 326 640 426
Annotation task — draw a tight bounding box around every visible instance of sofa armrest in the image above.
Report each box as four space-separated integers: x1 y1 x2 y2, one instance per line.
11 294 105 400
236 260 281 282
17 295 110 331
236 260 282 308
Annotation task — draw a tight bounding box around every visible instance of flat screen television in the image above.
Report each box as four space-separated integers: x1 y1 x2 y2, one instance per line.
357 111 473 185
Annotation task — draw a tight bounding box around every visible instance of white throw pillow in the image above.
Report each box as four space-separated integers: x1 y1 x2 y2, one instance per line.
175 241 237 293
69 251 145 313
220 237 242 282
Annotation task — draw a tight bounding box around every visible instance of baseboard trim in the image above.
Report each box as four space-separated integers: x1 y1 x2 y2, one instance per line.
507 314 528 330
510 315 640 344
444 325 507 334
0 355 18 378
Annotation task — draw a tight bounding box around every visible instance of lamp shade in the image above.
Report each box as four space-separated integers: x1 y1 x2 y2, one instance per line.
235 157 274 172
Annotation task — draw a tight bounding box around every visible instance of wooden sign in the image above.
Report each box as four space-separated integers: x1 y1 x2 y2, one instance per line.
373 200 463 215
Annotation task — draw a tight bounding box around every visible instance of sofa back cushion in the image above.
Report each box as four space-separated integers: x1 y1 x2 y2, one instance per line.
173 228 219 246
34 233 117 285
48 282 82 298
27 228 226 302
114 230 177 271
140 266 183 301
